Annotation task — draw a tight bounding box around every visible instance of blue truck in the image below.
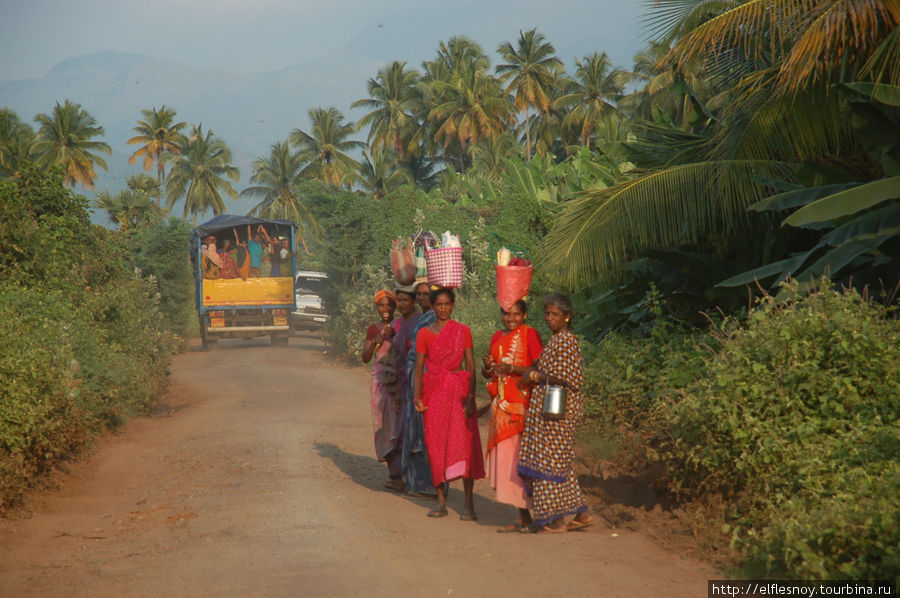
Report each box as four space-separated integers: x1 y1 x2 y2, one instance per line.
191 215 297 349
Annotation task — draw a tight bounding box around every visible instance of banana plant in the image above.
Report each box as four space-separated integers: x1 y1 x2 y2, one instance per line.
719 84 900 290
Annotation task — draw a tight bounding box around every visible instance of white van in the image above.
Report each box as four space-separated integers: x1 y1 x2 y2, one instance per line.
291 271 329 331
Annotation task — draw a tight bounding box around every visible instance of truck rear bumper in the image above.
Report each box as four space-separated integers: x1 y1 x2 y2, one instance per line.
207 325 291 333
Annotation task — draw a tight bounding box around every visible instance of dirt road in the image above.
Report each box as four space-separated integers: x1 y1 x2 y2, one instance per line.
0 335 718 597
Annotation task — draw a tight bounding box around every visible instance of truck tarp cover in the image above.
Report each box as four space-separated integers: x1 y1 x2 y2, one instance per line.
191 215 297 241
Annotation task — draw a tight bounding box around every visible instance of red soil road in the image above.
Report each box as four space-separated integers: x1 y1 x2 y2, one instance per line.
0 334 718 598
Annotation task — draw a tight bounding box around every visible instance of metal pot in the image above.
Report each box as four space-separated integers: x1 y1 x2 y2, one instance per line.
541 385 567 420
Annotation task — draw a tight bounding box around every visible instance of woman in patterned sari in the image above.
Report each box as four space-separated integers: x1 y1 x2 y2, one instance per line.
518 293 594 533
362 290 402 490
482 299 542 532
413 288 484 519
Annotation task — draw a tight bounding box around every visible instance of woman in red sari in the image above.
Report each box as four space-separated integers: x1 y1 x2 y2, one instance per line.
481 300 542 532
413 288 484 520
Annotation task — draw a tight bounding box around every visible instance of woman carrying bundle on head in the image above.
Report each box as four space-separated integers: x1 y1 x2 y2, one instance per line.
413 288 484 520
481 299 542 532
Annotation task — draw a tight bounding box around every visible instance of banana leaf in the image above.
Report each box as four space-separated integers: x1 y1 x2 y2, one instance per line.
784 176 900 227
750 182 860 213
793 236 894 283
820 203 900 246
842 83 900 108
716 251 815 288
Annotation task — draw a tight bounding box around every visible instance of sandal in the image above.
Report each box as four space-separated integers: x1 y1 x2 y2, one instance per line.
427 506 448 518
526 524 567 534
566 517 595 531
459 510 478 522
383 479 405 493
496 523 523 533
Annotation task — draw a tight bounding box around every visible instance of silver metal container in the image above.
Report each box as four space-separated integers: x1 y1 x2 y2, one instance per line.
541 385 567 420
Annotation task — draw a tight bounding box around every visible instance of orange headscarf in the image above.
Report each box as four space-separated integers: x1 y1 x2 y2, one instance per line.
373 290 397 306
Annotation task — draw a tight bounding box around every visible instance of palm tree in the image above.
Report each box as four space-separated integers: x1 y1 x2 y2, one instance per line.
468 132 522 180
33 100 111 189
166 124 239 225
554 53 633 147
290 107 364 187
126 173 161 203
541 0 900 288
425 36 490 80
126 105 186 205
356 147 413 199
496 29 563 160
93 189 165 231
240 140 320 253
352 62 423 159
0 109 37 179
429 68 513 172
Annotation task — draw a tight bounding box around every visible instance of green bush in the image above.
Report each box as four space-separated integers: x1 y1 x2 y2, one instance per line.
0 166 173 510
656 281 900 580
579 280 899 580
128 217 196 341
580 321 711 463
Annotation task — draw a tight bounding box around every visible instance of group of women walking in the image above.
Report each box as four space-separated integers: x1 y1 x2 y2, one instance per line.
362 282 594 534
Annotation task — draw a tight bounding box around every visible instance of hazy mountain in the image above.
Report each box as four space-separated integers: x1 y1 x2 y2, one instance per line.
0 49 384 218
0 7 644 222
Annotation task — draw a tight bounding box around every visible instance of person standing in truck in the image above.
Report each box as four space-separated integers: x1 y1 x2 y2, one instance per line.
279 238 293 277
246 225 264 277
259 227 282 278
233 228 250 280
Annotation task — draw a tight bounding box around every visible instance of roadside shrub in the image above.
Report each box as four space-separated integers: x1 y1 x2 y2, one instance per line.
657 281 900 580
128 217 195 341
580 322 710 463
0 167 173 511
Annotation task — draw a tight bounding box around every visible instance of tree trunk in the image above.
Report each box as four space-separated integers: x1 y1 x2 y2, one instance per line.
524 109 531 161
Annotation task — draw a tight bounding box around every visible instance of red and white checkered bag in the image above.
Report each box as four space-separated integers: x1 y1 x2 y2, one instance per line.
425 246 463 288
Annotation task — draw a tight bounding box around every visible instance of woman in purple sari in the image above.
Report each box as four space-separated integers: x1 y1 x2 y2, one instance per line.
388 287 419 491
413 288 485 520
362 290 401 490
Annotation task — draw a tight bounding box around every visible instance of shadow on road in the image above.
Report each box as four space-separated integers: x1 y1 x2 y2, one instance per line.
314 441 385 492
314 441 517 527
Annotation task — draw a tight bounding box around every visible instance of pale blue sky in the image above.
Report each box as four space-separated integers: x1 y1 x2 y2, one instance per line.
0 0 651 80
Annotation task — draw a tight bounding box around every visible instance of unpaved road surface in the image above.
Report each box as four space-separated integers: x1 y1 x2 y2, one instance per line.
0 334 718 597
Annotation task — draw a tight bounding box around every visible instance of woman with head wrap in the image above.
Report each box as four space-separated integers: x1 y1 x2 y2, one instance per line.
362 290 402 490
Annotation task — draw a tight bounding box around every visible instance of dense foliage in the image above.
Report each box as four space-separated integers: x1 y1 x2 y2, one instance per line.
585 281 900 581
0 167 174 510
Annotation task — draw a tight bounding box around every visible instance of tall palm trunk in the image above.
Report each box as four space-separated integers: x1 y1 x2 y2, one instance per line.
524 109 532 161
156 150 166 206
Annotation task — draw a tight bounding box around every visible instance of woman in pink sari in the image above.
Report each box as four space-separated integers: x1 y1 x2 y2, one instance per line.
413 288 484 520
